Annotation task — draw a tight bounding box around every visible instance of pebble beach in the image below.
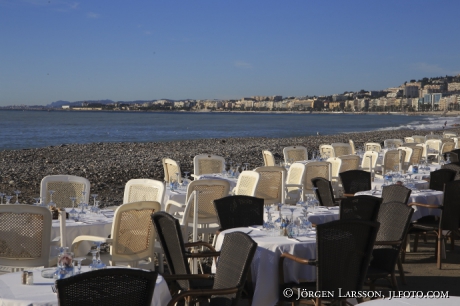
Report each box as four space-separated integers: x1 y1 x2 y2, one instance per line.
1 127 459 206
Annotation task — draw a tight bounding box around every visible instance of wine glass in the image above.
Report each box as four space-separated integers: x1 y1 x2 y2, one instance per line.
244 162 250 171
48 190 56 209
14 190 21 204
73 257 85 274
69 197 78 218
175 172 181 190
91 194 98 212
5 195 12 204
33 197 41 206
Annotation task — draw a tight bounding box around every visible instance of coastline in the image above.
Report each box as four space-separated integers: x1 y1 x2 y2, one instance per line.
1 127 458 206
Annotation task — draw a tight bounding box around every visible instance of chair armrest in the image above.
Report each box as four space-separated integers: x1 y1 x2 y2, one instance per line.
278 252 317 287
191 174 199 180
408 202 442 209
71 235 112 256
185 241 218 252
374 240 402 246
167 287 239 306
165 200 186 214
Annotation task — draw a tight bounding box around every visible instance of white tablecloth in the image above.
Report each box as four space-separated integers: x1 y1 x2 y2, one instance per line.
372 178 429 190
270 206 339 225
213 227 317 306
355 190 443 221
0 267 171 306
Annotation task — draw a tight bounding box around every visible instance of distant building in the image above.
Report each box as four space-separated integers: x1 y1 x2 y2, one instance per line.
62 105 70 109
448 82 460 92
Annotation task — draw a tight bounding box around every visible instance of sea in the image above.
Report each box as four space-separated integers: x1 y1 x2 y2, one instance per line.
1 110 459 151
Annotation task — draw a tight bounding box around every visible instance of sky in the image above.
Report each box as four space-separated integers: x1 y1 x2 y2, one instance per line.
1 0 460 106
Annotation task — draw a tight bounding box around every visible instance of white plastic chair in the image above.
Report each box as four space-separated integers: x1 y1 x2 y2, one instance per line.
338 155 360 173
384 139 403 148
283 146 308 163
327 157 342 196
71 201 164 271
162 158 182 184
331 143 352 157
303 161 332 196
361 151 379 172
443 131 457 138
398 146 413 171
123 179 165 208
234 171 260 196
284 163 306 204
40 175 90 208
425 134 442 141
262 150 276 166
192 154 226 178
426 139 442 161
319 144 335 159
0 205 59 272
349 139 356 155
254 166 286 205
404 137 414 143
365 142 382 152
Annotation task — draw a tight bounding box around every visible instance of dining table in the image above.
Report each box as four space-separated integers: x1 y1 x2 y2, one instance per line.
271 205 340 225
0 267 172 306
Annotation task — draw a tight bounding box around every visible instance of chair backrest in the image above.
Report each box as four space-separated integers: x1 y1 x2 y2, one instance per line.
331 143 352 157
184 179 231 221
234 171 260 196
360 151 378 172
312 177 336 207
254 166 286 205
193 154 226 176
211 232 257 305
349 139 356 155
443 131 457 138
370 202 414 274
398 147 413 164
338 155 360 173
441 141 455 154
123 179 165 205
339 195 381 221
425 139 442 153
429 169 457 191
315 220 379 296
364 142 382 152
339 170 371 195
381 185 411 204
56 268 158 306
412 135 425 143
40 175 90 208
162 158 182 184
151 212 193 291
214 196 264 231
383 150 405 175
326 157 342 180
262 150 275 167
283 146 308 163
416 143 427 158
110 201 161 266
319 144 335 159
304 161 331 192
425 134 442 141
285 163 306 194
383 139 403 148
441 162 460 180
410 146 423 165
440 181 460 233
0 205 52 268
404 137 414 143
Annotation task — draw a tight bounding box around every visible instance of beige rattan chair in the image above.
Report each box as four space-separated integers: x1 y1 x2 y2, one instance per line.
40 175 90 208
443 131 457 138
398 147 413 171
0 205 58 272
262 150 276 166
410 146 423 165
382 150 406 175
361 151 379 172
327 157 342 197
284 163 306 204
254 166 286 205
123 179 165 208
426 139 442 161
384 139 403 148
412 135 426 143
349 139 356 155
233 171 260 196
417 143 427 159
331 143 352 157
71 201 163 271
404 137 415 143
283 146 308 163
303 161 331 196
162 158 182 184
192 154 225 179
439 141 456 162
365 142 382 152
338 155 360 173
319 144 335 159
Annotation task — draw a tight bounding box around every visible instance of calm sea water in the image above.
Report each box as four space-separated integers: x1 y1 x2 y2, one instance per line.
0 110 456 151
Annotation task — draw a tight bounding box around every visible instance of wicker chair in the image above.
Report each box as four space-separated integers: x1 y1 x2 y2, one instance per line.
426 139 442 161
439 141 455 161
233 171 260 196
284 163 305 204
0 205 58 272
311 177 339 207
331 143 352 157
167 231 257 306
262 150 276 166
443 148 460 163
214 196 264 231
283 146 308 163
193 154 226 178
338 155 360 173
40 175 90 208
382 150 406 175
412 135 425 143
384 139 403 148
406 180 460 269
364 142 382 152
429 169 456 191
123 179 165 206
360 151 378 172
278 220 380 306
416 143 427 159
443 131 457 138
409 146 423 165
349 139 356 155
381 184 411 204
366 201 414 290
441 162 460 180
319 144 334 159
339 170 371 197
254 166 286 205
302 161 331 196
55 268 158 306
162 158 182 184
326 157 341 194
339 195 381 221
398 146 413 170
71 201 163 270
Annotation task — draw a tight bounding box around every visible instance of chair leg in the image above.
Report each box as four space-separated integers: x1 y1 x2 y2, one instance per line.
437 235 442 269
397 257 406 285
413 234 419 252
390 272 398 290
450 235 455 251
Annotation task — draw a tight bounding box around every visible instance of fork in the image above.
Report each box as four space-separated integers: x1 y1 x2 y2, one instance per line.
51 285 57 293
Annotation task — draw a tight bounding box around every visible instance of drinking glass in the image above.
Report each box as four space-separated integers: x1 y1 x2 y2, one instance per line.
48 190 56 209
5 195 12 204
175 172 181 190
33 197 41 206
73 257 85 274
0 192 4 204
182 172 190 188
91 194 98 212
244 163 250 171
69 197 78 218
14 190 21 204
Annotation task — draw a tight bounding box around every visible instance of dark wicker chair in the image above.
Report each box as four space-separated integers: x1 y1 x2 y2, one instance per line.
213 195 264 231
339 170 371 197
441 162 460 180
443 148 460 162
429 168 456 191
167 232 257 306
340 195 382 222
151 212 219 296
405 180 460 269
381 184 411 204
55 268 158 306
311 177 339 207
366 201 414 290
278 220 380 306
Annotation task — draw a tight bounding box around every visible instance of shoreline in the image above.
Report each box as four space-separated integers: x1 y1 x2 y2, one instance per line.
1 127 458 206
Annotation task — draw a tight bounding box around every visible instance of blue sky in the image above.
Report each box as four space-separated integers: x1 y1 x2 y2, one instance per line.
1 0 460 106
